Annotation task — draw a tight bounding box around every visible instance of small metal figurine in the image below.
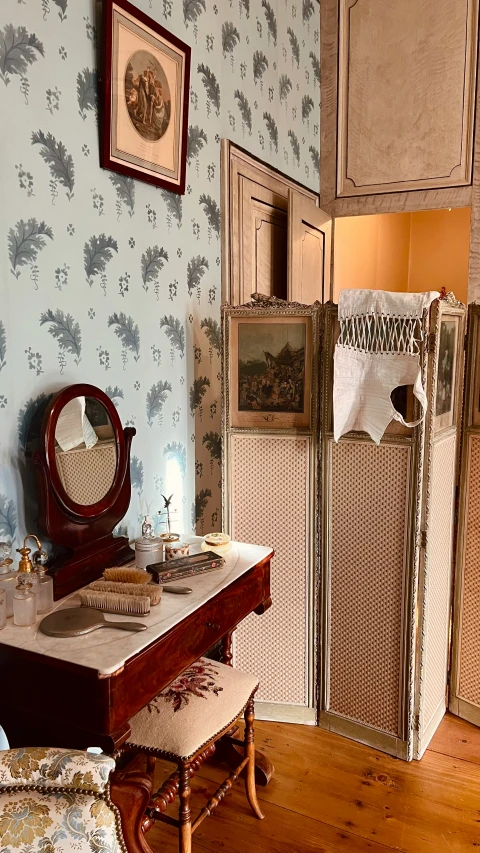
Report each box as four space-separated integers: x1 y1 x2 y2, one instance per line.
158 494 180 542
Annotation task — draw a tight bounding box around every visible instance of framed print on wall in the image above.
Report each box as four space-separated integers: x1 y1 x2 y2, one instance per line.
226 312 314 430
101 0 190 194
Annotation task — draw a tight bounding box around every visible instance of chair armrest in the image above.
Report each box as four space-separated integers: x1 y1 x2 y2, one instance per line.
110 769 155 853
0 747 115 792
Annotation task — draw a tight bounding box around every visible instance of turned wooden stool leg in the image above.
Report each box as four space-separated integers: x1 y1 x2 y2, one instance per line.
178 760 192 853
244 697 264 820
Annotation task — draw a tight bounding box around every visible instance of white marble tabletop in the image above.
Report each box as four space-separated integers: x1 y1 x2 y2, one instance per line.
0 538 272 676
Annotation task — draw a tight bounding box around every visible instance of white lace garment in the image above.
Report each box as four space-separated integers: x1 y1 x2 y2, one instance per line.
334 289 440 444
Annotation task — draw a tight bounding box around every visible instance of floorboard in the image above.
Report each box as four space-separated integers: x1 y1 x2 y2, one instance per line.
146 713 480 852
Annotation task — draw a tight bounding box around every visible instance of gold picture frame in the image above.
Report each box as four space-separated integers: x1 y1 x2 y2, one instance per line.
224 304 316 431
434 314 461 431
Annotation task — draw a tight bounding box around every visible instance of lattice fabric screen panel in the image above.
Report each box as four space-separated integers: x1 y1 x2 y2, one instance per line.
418 433 457 750
230 434 311 706
326 439 410 736
458 435 480 709
55 442 116 505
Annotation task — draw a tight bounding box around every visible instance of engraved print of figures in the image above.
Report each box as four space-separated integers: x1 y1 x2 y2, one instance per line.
238 323 306 415
227 312 314 430
435 317 459 430
125 49 171 142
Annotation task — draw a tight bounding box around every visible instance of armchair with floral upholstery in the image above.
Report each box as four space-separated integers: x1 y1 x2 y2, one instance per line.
0 747 155 853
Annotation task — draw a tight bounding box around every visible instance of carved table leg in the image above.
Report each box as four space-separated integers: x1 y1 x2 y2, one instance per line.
218 635 274 786
218 734 274 787
218 630 274 786
220 631 233 667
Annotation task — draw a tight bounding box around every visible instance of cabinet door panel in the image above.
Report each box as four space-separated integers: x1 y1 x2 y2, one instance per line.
321 0 478 213
240 178 288 304
288 190 331 303
337 0 477 197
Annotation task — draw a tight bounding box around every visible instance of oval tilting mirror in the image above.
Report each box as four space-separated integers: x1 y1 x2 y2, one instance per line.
54 396 117 506
31 383 136 599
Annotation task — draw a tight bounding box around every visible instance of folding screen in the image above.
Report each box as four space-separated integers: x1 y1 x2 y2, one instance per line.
223 294 466 758
450 304 480 727
222 299 321 724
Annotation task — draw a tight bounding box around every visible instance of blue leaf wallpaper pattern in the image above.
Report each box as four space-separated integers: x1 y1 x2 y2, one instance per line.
0 0 319 549
32 130 75 201
0 24 44 87
8 219 53 278
0 322 6 373
76 67 97 120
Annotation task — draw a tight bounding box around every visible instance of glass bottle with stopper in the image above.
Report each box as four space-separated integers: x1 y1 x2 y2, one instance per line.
16 534 42 596
32 546 53 614
13 580 37 627
0 542 17 618
158 494 180 543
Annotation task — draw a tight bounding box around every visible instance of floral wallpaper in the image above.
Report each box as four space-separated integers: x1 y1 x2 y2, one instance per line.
0 0 320 552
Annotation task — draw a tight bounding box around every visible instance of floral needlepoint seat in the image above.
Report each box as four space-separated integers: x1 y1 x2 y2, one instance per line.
0 748 123 852
124 657 264 853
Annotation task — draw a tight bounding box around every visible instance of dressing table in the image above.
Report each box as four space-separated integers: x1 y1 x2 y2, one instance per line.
0 384 273 783
0 537 272 752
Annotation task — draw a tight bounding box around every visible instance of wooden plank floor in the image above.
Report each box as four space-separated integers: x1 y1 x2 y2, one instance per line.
147 713 480 852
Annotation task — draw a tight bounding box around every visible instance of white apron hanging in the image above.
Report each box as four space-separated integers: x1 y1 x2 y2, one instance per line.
334 289 440 445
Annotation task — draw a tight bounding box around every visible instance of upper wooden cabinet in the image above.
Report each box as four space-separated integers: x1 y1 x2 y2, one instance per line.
222 142 330 305
321 0 480 215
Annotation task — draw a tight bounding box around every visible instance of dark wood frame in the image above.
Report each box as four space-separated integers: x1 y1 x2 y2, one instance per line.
100 0 191 195
31 383 135 600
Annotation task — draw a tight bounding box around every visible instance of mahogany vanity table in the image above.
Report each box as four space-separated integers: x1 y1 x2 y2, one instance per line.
0 381 274 846
0 538 272 757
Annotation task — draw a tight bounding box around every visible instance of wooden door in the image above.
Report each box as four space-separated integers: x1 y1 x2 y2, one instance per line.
222 142 320 305
287 190 331 303
240 178 288 304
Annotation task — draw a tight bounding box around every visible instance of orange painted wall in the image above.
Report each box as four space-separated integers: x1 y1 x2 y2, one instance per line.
333 208 470 304
333 213 411 300
407 208 470 304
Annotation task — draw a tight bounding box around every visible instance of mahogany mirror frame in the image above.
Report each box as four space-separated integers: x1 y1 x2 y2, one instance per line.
31 383 136 600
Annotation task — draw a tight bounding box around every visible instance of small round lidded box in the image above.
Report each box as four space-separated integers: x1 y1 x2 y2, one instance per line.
165 542 190 561
135 515 164 569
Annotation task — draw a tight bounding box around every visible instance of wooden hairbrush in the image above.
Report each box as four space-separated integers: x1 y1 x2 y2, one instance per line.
89 580 162 605
79 588 151 616
103 567 152 584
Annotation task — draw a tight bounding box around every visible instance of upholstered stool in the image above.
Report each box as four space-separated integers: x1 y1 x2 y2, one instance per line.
124 657 264 853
